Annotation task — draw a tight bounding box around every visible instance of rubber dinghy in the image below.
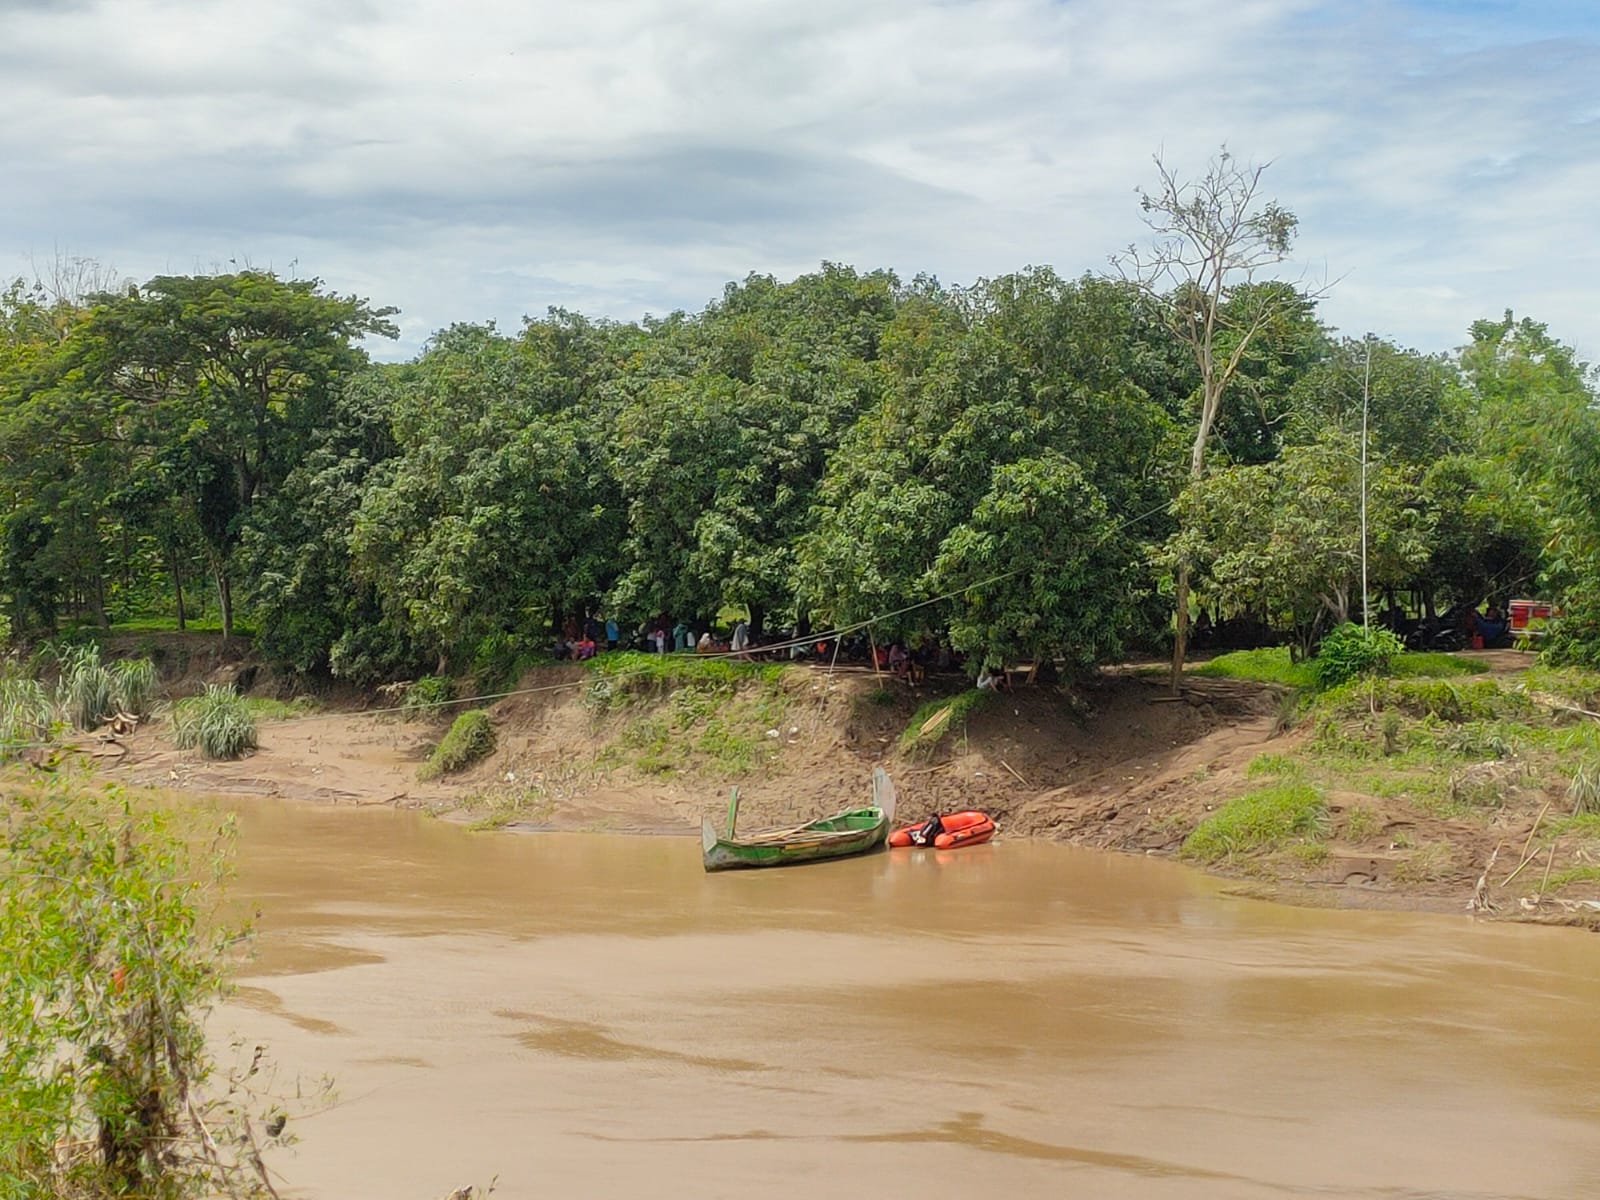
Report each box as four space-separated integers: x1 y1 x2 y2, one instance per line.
888 810 995 850
701 767 897 872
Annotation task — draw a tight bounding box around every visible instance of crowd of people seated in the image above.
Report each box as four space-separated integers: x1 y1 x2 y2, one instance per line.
547 612 990 682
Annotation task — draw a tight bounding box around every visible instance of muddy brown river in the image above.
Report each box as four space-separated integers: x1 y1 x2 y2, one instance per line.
216 796 1600 1199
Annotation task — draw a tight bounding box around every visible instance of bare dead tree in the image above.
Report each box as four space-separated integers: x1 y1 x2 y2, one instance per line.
1111 146 1329 691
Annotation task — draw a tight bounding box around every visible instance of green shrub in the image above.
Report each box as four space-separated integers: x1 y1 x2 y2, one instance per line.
0 778 295 1198
1182 782 1327 862
1314 623 1404 688
172 685 259 759
420 708 496 779
402 675 456 720
471 631 536 692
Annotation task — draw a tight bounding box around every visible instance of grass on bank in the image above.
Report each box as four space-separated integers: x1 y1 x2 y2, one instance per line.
585 650 785 704
583 652 793 780
419 709 496 780
1182 780 1328 862
1194 662 1600 896
1191 646 1483 692
243 696 320 721
898 689 992 756
63 614 258 638
599 681 790 779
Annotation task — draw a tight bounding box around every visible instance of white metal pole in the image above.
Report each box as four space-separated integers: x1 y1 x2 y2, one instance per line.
1360 336 1372 629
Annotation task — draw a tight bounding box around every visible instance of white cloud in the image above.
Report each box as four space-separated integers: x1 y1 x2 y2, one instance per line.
1 0 1596 361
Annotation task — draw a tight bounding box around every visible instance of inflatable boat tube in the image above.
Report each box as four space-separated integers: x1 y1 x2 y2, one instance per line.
889 810 995 849
933 812 994 849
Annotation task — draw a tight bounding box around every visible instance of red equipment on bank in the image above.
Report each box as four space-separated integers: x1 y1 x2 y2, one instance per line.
888 810 996 850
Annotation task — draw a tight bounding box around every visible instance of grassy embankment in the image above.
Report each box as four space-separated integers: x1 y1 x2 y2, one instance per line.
1183 647 1600 904
446 652 793 829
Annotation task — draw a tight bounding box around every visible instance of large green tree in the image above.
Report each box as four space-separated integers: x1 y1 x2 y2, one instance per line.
61 273 397 637
1166 432 1431 658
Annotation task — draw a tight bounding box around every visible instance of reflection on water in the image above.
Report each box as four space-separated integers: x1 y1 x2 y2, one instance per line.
213 796 1600 1200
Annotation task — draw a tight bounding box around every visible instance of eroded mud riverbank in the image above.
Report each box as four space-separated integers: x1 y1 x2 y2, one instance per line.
217 794 1600 1200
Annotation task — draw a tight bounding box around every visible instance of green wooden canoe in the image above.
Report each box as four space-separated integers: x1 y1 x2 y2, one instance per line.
701 767 897 872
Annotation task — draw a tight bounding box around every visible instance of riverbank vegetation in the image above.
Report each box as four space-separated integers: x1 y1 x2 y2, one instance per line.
1177 656 1600 913
0 775 297 1198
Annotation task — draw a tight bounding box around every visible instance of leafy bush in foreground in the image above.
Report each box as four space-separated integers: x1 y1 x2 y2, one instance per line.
420 708 496 779
1 777 288 1197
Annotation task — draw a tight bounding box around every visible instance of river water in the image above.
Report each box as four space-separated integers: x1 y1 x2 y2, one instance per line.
216 796 1600 1200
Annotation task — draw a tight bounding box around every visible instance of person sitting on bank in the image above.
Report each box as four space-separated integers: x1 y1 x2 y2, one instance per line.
1475 604 1510 648
887 642 910 680
697 630 714 653
976 664 1010 692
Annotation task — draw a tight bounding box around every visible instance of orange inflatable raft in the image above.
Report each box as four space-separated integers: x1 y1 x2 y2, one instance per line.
888 810 995 850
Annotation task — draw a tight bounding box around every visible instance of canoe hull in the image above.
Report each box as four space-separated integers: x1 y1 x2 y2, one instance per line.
702 768 897 872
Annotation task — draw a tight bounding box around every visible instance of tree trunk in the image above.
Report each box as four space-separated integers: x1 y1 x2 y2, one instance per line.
168 544 187 631
215 568 233 641
1170 383 1221 694
1169 567 1191 693
91 568 110 629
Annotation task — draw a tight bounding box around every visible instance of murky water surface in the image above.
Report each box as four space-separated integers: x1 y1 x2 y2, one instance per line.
217 798 1600 1199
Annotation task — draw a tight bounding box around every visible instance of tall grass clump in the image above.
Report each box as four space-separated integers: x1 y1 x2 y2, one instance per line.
49 643 114 730
110 656 160 718
0 675 52 752
38 642 159 730
172 685 258 759
1568 758 1600 816
1182 781 1327 862
419 708 496 780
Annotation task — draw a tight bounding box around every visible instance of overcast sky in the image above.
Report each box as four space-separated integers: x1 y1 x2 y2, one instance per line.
3 0 1597 362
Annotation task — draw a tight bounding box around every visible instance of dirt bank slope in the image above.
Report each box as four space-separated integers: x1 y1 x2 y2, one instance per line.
109 660 1282 843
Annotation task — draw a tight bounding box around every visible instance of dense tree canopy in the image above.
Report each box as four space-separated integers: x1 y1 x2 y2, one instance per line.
2 254 1597 682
